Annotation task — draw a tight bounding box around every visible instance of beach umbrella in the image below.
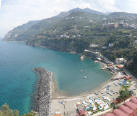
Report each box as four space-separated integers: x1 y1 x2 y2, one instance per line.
59 101 64 105
77 102 81 104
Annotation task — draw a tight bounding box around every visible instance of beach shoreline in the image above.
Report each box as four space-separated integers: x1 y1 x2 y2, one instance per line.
32 66 137 116
51 60 115 99
32 66 115 116
52 72 117 99
51 71 120 116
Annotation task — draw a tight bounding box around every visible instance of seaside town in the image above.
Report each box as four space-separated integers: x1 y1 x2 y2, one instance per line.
2 1 137 116
51 50 137 116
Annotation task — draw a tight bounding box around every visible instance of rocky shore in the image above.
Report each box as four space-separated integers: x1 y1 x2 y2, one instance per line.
32 67 53 116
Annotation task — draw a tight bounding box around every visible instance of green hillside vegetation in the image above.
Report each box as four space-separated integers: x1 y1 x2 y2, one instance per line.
0 104 36 116
4 8 137 75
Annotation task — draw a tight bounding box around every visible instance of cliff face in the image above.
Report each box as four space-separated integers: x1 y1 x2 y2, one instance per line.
26 38 89 53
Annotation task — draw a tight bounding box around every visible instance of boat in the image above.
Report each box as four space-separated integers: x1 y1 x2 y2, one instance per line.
80 55 85 61
101 66 107 70
94 60 98 63
83 76 88 79
101 67 105 70
97 57 101 61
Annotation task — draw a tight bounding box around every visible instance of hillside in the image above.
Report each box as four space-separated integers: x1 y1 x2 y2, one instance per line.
4 8 137 75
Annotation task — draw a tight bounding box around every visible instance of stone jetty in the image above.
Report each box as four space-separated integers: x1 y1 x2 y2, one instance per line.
32 67 53 116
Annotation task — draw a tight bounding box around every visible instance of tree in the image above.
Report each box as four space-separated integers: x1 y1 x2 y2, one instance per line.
118 83 132 101
0 104 36 116
0 104 19 116
23 112 36 116
111 103 116 109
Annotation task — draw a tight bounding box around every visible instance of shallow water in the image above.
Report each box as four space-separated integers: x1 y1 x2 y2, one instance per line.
0 41 111 115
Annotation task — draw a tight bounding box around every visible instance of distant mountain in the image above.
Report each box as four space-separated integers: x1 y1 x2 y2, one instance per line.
83 8 105 15
68 8 104 15
109 12 137 20
4 8 106 42
5 8 137 43
4 20 40 41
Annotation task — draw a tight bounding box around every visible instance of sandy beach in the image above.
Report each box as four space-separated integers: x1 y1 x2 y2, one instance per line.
32 65 137 116
51 72 116 115
51 70 137 116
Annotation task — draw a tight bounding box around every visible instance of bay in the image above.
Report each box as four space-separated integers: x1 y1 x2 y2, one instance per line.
0 41 111 115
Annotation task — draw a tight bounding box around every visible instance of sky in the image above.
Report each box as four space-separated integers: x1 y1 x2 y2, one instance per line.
0 0 137 37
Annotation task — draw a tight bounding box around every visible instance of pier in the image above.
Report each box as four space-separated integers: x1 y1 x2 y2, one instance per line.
33 68 53 116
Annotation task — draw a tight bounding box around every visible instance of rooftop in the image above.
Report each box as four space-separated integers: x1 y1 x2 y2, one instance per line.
105 97 137 116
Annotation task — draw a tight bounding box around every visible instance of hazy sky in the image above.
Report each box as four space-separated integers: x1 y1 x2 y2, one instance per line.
0 0 137 37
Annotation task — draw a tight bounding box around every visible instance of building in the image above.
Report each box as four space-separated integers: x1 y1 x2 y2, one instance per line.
103 23 119 29
135 40 137 44
109 43 114 47
89 44 99 48
54 114 62 116
116 64 124 69
115 58 127 64
53 112 62 116
104 97 137 116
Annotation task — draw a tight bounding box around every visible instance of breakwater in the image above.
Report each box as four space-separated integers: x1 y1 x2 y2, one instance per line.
33 68 52 116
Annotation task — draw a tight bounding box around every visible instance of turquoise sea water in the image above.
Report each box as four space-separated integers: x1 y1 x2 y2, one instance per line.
0 41 111 115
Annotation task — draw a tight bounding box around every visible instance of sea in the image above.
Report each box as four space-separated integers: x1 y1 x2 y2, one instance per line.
0 40 111 115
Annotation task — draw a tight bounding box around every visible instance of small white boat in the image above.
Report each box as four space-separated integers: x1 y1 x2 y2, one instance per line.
94 60 98 63
80 55 85 61
97 57 101 61
83 76 88 79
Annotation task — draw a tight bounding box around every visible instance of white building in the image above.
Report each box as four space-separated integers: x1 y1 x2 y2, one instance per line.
115 58 127 64
90 44 98 48
109 43 114 47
